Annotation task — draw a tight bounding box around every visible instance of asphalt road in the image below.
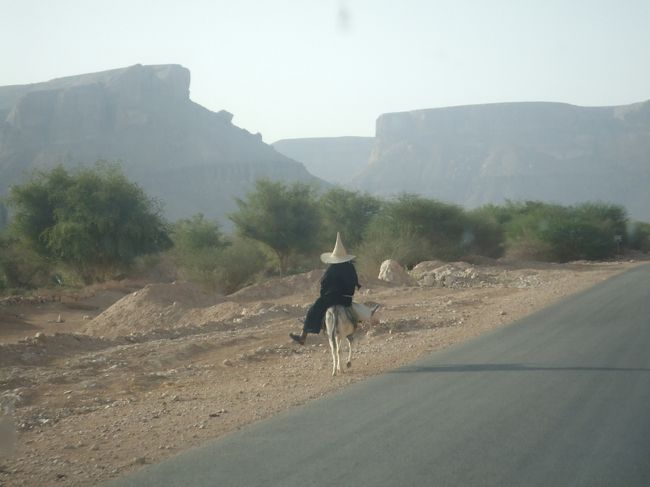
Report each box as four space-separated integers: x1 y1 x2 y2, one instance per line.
108 264 650 487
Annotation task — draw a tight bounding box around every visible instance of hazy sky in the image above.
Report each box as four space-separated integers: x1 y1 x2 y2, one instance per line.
1 0 649 142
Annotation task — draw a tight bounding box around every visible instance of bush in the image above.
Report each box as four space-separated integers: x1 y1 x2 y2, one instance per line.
212 239 267 294
463 208 505 258
8 163 172 282
172 214 226 255
361 194 468 268
0 202 8 231
627 221 650 253
499 201 627 261
170 215 266 293
173 238 266 294
0 233 52 290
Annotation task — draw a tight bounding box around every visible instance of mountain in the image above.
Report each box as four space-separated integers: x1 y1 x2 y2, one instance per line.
0 64 322 224
272 136 374 184
351 101 650 221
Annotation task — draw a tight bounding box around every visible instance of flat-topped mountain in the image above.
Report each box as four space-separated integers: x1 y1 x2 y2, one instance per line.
352 101 650 221
0 64 321 223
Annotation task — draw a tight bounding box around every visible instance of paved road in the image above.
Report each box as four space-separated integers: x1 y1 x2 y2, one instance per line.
109 264 650 487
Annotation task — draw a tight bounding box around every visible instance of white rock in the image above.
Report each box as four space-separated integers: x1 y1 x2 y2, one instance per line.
378 260 416 286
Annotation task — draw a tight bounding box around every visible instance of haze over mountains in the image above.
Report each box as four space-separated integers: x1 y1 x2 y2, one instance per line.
0 64 320 224
1 63 649 225
275 101 650 222
272 137 374 184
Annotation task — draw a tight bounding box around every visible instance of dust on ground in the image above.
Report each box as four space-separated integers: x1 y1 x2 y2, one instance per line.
0 258 644 486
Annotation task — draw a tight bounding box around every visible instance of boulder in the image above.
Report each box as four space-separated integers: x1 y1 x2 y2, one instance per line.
378 260 416 286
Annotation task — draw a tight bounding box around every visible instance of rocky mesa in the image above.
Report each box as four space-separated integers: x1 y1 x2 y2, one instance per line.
0 64 322 224
353 101 650 221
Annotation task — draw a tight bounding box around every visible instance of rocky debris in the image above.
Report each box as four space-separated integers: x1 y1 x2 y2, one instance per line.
409 261 551 289
411 262 497 288
378 260 416 286
0 333 115 367
0 294 60 308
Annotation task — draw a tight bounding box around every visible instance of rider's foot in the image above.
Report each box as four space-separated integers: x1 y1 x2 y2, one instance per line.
289 332 306 345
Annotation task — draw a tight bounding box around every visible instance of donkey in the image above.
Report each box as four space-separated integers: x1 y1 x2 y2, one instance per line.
325 303 379 376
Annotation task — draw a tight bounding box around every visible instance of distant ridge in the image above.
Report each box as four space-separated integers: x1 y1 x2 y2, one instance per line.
349 100 650 221
273 136 374 184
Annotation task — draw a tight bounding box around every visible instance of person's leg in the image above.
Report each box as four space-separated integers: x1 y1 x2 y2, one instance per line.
290 298 326 345
289 329 307 345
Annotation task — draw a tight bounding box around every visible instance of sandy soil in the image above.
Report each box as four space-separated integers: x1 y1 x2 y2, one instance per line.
0 258 643 486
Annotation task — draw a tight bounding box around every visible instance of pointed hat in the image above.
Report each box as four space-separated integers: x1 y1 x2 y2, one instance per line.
320 232 355 264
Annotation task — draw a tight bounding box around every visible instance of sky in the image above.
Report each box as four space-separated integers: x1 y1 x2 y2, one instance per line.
1 0 649 142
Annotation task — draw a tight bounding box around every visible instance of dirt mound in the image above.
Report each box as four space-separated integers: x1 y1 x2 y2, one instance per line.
82 282 221 338
228 270 323 301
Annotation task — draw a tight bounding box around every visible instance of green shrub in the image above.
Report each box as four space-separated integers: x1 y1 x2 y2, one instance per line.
627 221 650 252
0 233 52 290
172 214 226 255
212 239 267 294
463 208 505 258
0 202 8 231
499 201 627 261
360 194 468 268
8 163 171 282
170 215 267 293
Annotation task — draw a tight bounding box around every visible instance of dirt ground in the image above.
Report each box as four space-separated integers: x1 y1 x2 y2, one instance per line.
0 258 644 486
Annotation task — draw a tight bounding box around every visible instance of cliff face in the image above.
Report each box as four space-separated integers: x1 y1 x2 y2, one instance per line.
0 64 321 223
353 101 650 221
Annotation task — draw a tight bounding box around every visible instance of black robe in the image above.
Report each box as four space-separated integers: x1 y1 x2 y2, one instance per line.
303 261 360 334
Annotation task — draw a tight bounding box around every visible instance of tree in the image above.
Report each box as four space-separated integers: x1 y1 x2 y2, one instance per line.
318 188 382 249
230 179 321 274
8 163 171 282
0 202 8 231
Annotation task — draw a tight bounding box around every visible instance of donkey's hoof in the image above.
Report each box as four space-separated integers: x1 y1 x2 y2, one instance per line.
346 361 351 368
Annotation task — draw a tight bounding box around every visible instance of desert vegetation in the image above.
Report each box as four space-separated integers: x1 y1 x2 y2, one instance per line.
1 164 649 295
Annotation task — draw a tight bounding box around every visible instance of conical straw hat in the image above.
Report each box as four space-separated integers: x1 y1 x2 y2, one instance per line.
321 232 355 264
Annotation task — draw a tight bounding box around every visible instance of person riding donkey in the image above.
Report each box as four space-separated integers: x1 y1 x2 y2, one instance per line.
290 232 364 345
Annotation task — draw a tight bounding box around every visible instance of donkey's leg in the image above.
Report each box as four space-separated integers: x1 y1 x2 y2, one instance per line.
335 336 343 374
328 334 338 376
326 308 339 376
345 336 353 369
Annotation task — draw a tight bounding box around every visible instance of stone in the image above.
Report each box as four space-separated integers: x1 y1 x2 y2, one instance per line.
378 260 416 286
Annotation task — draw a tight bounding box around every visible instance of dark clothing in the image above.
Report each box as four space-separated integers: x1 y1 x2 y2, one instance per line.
303 261 360 334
